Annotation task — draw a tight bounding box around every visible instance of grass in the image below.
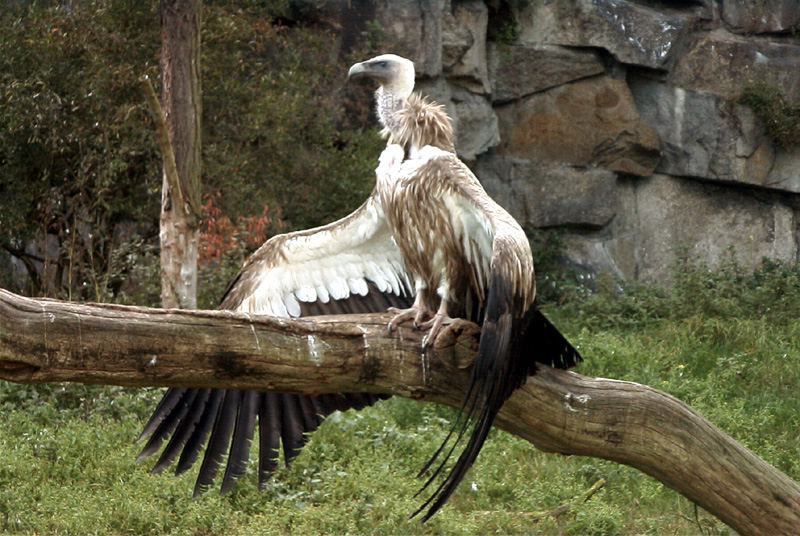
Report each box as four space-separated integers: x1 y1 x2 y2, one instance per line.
1 255 799 534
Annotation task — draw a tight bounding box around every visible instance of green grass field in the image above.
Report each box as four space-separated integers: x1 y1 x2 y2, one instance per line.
1 257 798 535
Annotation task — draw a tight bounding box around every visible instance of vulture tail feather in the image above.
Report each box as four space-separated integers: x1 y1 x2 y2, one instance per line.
220 390 259 493
413 284 582 520
413 273 524 521
151 388 209 473
176 388 225 475
413 377 482 483
523 308 582 370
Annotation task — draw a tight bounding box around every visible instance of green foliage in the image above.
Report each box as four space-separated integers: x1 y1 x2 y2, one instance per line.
200 3 383 232
739 81 800 148
486 1 525 44
564 248 800 331
527 228 594 306
1 0 384 303
0 1 162 299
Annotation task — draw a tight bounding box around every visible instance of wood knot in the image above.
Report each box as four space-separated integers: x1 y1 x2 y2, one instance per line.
434 318 481 369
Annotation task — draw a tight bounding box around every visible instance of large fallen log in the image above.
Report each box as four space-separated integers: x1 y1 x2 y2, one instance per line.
0 289 798 534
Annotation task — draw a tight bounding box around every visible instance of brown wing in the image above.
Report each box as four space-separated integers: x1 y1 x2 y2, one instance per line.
137 196 412 494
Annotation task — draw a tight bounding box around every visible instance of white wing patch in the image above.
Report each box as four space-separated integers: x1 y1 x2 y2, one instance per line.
233 197 408 317
284 292 302 317
295 286 317 303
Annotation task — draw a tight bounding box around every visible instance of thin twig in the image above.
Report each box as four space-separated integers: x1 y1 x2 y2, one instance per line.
139 74 188 223
469 478 606 521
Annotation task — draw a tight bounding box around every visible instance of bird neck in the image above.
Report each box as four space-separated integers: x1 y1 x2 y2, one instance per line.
375 86 410 137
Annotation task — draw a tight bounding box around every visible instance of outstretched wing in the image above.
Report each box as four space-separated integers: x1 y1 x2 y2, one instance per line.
405 152 582 520
137 195 412 494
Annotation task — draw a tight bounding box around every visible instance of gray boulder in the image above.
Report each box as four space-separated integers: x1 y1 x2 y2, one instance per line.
374 0 445 77
721 0 800 34
630 79 782 191
474 154 618 229
671 30 800 106
442 1 490 94
563 175 797 282
451 86 499 161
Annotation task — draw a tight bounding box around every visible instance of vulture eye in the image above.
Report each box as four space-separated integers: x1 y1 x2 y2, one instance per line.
378 61 388 68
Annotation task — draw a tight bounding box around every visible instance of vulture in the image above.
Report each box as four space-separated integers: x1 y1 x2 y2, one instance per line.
347 54 580 520
137 53 581 521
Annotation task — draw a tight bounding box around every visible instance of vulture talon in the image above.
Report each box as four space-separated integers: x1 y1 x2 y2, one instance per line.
387 304 434 334
420 313 455 349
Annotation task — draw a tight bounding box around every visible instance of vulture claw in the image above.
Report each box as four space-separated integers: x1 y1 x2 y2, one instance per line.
387 305 433 334
420 313 455 349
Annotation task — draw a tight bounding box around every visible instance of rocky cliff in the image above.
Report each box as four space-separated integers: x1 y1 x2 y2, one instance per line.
333 0 800 283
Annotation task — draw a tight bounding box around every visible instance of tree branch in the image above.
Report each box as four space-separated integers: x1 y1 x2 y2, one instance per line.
0 289 798 535
140 75 191 223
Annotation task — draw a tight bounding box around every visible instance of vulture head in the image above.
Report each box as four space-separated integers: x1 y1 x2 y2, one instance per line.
347 54 415 100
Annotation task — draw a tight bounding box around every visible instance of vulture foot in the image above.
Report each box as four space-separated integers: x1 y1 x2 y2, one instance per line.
387 306 433 333
420 313 455 349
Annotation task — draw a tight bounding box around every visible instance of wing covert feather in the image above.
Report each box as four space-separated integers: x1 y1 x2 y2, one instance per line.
221 196 409 315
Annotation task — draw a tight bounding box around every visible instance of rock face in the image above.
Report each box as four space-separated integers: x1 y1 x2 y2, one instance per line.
338 0 800 283
488 44 605 103
442 1 490 94
373 0 445 77
516 0 694 69
720 0 800 34
475 156 618 229
495 76 660 176
629 79 779 189
671 31 800 106
564 175 797 283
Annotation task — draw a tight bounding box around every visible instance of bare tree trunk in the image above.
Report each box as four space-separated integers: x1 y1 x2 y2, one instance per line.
158 0 202 309
0 289 798 535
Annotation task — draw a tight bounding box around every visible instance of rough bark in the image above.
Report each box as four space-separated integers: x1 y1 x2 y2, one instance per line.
157 0 202 309
0 289 798 535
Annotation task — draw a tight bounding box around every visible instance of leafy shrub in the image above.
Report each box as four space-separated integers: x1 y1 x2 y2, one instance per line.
0 1 162 298
556 245 800 331
740 81 800 148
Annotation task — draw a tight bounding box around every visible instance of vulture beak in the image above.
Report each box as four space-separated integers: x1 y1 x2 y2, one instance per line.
347 61 369 81
347 59 391 84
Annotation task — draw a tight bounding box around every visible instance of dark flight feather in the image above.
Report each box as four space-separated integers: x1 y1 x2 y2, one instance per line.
177 388 225 475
